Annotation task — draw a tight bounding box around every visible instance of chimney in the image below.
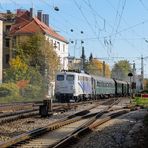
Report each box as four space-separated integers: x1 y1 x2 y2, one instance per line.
43 14 49 26
37 10 43 21
7 10 11 14
30 8 33 18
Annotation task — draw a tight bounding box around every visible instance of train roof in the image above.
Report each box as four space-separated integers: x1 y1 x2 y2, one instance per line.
56 71 91 77
114 79 128 84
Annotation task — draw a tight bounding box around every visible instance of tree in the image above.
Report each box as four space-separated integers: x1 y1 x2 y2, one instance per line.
4 56 43 85
144 79 148 90
85 58 111 77
105 63 111 78
89 53 93 61
4 56 28 82
111 60 132 81
15 33 60 81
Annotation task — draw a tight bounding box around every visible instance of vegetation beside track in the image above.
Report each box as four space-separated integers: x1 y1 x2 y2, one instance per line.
132 97 148 107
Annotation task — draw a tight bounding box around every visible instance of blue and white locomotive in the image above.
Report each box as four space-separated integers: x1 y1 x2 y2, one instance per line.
55 71 93 102
55 71 130 102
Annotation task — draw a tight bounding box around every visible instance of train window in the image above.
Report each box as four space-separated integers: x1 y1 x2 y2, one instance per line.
66 75 74 81
102 82 105 87
57 75 64 81
97 81 101 86
109 83 111 87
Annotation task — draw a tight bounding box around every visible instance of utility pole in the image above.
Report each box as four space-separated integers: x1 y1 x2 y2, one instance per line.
132 62 136 96
102 61 105 77
81 46 85 71
141 55 144 90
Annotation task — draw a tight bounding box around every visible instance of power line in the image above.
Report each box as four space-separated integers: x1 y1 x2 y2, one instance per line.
138 0 148 11
115 0 127 35
73 0 106 51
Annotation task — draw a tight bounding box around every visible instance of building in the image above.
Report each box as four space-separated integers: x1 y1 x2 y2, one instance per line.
0 20 3 83
68 56 81 70
0 9 68 73
0 10 15 69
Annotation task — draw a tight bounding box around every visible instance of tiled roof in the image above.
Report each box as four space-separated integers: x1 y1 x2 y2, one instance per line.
10 15 68 43
34 17 68 43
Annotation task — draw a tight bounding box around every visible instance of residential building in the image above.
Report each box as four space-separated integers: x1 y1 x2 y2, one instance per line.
0 9 68 73
0 20 3 83
0 10 15 69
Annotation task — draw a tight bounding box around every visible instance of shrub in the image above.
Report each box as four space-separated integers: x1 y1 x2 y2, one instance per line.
0 83 19 97
23 84 44 99
0 83 20 103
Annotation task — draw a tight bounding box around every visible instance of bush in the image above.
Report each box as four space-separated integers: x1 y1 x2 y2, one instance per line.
23 84 44 99
0 83 20 103
0 83 19 97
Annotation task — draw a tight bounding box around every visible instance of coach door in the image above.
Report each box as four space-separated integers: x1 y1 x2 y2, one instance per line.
91 77 96 98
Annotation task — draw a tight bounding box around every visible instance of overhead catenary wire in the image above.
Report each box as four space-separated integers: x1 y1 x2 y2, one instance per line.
138 0 148 11
73 0 106 51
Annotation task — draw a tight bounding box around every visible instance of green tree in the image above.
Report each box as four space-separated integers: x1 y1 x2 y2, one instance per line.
111 60 132 80
15 33 60 81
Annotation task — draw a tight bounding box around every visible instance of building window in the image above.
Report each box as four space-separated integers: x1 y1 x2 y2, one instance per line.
54 41 57 49
12 37 16 47
57 42 60 50
5 25 11 32
5 38 10 47
5 54 10 64
63 44 65 52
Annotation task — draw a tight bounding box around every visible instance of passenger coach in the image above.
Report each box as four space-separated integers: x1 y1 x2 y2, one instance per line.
92 75 115 99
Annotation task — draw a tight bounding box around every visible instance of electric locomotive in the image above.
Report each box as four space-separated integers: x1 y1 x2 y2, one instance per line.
55 71 130 102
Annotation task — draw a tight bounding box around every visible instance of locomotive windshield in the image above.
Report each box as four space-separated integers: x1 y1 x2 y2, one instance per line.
66 75 74 81
57 75 64 81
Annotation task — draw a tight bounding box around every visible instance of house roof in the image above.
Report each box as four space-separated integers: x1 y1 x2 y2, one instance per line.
33 17 68 43
10 15 68 43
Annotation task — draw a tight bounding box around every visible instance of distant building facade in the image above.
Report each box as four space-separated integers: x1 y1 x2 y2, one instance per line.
68 56 81 70
0 20 3 83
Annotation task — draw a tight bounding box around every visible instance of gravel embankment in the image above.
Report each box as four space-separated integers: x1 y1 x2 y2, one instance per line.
72 109 148 148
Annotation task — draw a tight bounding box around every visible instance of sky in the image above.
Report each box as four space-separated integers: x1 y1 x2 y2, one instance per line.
1 0 148 78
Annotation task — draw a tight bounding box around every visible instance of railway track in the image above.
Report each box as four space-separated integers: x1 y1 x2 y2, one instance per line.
0 101 43 113
0 98 130 148
0 99 114 124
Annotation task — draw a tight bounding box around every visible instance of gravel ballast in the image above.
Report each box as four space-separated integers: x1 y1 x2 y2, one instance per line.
72 109 148 148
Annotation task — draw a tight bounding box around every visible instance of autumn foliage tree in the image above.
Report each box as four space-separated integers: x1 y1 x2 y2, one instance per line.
15 33 60 81
4 33 60 99
144 79 148 90
4 56 29 82
85 58 111 77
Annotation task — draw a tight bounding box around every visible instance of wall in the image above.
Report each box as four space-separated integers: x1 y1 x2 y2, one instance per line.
0 20 3 83
45 34 68 70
